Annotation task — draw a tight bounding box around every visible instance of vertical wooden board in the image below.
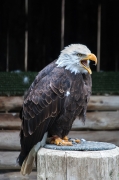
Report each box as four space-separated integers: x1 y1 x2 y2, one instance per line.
8 0 25 71
65 0 97 66
28 0 45 71
65 0 80 44
101 1 119 71
28 0 61 71
0 1 8 71
28 0 48 71
49 0 61 60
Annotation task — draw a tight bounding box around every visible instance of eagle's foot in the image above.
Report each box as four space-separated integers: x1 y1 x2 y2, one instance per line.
50 136 72 146
68 138 81 144
63 136 69 141
75 139 80 143
63 136 80 143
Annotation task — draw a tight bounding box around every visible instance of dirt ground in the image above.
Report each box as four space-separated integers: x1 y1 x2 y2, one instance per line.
0 170 37 180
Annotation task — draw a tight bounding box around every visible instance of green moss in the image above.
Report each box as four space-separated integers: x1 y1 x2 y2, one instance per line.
0 71 119 96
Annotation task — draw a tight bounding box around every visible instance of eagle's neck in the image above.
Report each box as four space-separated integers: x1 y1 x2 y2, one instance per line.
55 55 88 74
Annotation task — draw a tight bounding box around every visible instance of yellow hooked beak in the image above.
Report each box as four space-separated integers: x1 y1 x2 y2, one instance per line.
80 53 97 74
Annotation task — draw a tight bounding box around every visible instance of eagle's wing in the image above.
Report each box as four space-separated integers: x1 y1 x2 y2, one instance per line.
23 60 57 100
19 64 70 164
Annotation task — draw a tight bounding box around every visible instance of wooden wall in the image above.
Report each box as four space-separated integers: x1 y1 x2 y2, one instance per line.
0 0 61 72
0 95 119 170
1 0 119 72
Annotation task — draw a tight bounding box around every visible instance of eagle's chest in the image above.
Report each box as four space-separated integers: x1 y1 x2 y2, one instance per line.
65 73 91 116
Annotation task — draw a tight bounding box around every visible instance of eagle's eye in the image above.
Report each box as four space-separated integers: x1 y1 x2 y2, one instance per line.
77 53 82 57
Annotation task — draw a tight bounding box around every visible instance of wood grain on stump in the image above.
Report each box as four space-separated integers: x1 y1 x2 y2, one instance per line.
37 147 119 180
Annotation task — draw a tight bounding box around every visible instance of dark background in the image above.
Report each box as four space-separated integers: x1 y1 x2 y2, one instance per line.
0 0 119 72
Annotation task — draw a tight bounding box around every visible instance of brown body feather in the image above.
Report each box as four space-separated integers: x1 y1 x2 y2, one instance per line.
17 60 92 166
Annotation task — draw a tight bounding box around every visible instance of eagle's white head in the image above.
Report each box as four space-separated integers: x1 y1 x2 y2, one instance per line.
56 44 97 74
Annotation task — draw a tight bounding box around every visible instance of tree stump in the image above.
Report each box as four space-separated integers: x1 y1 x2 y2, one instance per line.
37 146 119 180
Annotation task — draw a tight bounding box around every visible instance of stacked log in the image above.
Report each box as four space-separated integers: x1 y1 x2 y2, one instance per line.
0 95 119 170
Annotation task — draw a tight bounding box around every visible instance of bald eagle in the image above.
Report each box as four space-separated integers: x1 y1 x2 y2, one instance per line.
17 44 97 175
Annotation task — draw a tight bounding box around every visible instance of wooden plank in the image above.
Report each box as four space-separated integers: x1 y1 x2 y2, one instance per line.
0 130 20 150
0 151 20 169
0 96 23 112
0 171 36 180
88 96 119 111
0 151 36 170
69 131 119 147
0 130 119 150
72 111 119 130
0 111 119 130
0 113 21 130
0 96 119 112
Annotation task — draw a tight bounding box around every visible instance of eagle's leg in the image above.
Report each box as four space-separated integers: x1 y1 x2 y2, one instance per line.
50 136 72 146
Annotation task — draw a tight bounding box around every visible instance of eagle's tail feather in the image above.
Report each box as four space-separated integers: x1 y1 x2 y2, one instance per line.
17 153 26 167
20 132 48 176
20 149 35 175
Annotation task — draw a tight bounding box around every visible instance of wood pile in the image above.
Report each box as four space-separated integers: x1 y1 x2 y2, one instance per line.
0 95 119 171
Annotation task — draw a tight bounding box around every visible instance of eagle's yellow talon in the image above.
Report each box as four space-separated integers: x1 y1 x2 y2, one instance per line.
63 136 69 141
75 139 80 143
50 137 72 146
